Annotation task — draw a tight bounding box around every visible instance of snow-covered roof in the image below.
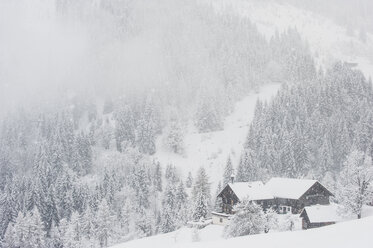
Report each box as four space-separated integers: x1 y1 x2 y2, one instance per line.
228 181 274 201
265 177 317 200
301 204 342 223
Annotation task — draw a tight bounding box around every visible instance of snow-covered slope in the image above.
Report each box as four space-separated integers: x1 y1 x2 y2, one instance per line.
153 0 373 187
112 215 373 248
111 225 224 248
210 0 373 78
153 84 280 185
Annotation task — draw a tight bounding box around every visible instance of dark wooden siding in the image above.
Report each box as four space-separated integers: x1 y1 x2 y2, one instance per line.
217 185 274 214
299 182 332 207
218 185 239 214
300 209 335 229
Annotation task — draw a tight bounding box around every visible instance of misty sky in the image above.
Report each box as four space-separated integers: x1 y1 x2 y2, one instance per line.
0 0 371 116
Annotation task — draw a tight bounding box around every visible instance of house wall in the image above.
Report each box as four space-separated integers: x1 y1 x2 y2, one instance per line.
212 214 230 226
273 182 332 214
273 198 300 214
299 182 331 206
300 210 336 229
302 220 335 229
256 199 274 212
219 185 239 214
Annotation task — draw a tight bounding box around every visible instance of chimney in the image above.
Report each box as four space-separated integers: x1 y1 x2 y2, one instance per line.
230 172 235 184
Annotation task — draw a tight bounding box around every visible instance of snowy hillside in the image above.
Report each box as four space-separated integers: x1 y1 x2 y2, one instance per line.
210 0 373 78
153 0 373 185
153 84 280 185
2 1 373 248
112 215 373 248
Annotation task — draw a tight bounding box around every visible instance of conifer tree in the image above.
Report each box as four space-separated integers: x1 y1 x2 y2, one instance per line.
62 211 82 248
114 104 135 152
153 162 162 192
81 206 96 241
186 172 193 188
25 208 46 248
192 167 211 221
214 182 223 212
163 110 184 154
96 199 114 247
135 96 157 155
4 212 25 248
175 181 188 226
223 156 233 186
161 184 176 233
0 183 18 238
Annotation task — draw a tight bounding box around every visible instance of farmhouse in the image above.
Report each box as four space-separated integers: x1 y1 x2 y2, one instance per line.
300 204 342 229
266 178 333 214
212 177 334 225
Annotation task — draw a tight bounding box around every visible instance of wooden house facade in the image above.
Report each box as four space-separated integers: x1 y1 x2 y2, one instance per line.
265 178 333 214
217 182 274 215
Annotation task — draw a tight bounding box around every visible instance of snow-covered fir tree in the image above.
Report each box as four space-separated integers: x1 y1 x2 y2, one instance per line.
223 157 233 186
163 109 184 154
161 183 177 233
192 167 211 221
186 172 193 188
114 104 136 152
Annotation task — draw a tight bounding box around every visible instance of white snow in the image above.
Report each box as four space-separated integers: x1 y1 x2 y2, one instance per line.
301 204 342 223
153 84 280 186
110 225 225 248
227 182 273 201
265 177 317 200
111 215 373 248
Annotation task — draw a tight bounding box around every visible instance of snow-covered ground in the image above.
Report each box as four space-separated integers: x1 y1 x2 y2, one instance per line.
112 212 373 248
153 83 280 185
111 225 224 248
210 0 373 78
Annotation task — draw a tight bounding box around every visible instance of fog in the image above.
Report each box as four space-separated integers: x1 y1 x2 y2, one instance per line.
0 1 211 115
1 1 373 246
0 0 371 116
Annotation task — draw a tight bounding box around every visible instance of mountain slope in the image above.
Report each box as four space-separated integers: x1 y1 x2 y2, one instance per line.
153 0 373 185
209 0 373 78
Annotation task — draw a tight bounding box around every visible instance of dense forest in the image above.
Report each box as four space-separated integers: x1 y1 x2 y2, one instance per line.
236 63 373 191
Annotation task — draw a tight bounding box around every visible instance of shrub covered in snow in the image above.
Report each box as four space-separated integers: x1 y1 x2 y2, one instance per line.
224 200 265 238
336 150 373 219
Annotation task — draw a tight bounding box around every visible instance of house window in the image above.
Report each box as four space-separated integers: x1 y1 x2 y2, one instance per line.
279 206 292 214
220 218 223 223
